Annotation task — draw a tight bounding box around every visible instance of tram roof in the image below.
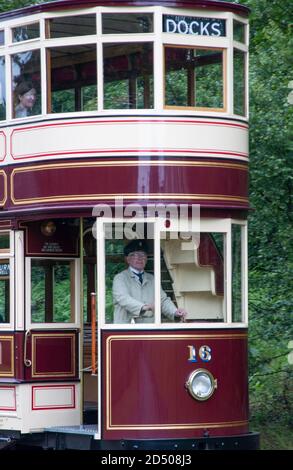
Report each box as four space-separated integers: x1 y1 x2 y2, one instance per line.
0 0 250 21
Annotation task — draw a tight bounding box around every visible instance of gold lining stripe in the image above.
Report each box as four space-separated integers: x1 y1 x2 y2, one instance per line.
0 336 14 377
107 420 248 431
12 192 248 205
11 160 248 173
31 333 75 378
0 170 7 206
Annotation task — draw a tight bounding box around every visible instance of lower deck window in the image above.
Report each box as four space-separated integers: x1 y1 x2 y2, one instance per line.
0 260 9 323
31 259 75 323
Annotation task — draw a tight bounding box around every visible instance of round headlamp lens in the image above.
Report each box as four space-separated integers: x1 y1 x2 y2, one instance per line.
186 369 217 401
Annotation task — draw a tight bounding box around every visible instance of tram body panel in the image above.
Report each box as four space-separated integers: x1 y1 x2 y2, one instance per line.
8 156 248 210
5 117 248 164
102 329 248 440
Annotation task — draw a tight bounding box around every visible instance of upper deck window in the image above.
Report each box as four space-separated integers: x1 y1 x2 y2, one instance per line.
12 49 41 119
46 14 96 38
12 22 39 42
165 46 225 110
0 57 5 121
48 44 97 113
104 43 153 109
233 49 246 116
102 13 153 34
0 31 4 46
233 20 246 44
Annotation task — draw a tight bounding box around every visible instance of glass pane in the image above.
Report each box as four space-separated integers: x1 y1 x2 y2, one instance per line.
102 13 153 34
48 45 97 113
0 260 9 323
12 49 41 119
31 259 75 323
12 23 39 42
47 15 96 38
104 43 153 109
105 222 188 324
232 225 243 322
161 233 225 322
0 31 4 46
0 56 5 121
0 233 9 250
233 21 246 43
234 49 246 116
165 47 223 109
105 234 126 324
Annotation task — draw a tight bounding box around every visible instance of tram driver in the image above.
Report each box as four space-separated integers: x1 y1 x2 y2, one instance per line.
112 239 187 324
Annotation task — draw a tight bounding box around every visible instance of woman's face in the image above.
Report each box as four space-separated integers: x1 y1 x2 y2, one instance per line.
19 88 36 109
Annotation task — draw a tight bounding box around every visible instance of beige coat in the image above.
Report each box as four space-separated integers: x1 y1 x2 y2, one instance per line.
113 268 177 323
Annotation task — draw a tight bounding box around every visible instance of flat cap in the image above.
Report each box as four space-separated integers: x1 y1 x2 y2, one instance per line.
124 239 149 256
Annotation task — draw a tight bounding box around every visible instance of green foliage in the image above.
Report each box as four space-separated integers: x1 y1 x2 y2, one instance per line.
0 0 54 13
236 0 293 438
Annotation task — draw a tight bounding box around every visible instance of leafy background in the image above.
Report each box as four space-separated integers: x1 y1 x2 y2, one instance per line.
0 0 292 449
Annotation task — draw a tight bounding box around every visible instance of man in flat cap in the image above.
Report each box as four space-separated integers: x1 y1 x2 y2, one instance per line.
112 239 187 323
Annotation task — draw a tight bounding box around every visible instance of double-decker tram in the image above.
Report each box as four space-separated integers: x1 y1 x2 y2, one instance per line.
0 0 259 450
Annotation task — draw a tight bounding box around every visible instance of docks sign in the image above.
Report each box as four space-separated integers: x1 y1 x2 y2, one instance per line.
163 15 226 37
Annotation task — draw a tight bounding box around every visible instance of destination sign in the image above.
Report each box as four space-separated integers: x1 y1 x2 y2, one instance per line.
163 15 226 37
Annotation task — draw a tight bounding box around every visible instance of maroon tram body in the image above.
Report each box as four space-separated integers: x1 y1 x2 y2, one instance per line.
0 0 259 450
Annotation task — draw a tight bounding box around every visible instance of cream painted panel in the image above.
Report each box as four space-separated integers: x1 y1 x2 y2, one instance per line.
0 383 80 432
0 131 6 161
10 118 248 162
0 386 16 411
32 384 75 410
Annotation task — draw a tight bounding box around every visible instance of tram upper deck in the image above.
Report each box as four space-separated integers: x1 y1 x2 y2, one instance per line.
0 0 249 215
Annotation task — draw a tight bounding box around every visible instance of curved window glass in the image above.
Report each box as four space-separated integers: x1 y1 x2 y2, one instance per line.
234 49 246 116
0 56 5 121
48 44 97 113
12 22 39 42
46 15 96 38
103 43 153 109
233 20 246 44
12 49 41 119
165 46 225 110
102 13 153 34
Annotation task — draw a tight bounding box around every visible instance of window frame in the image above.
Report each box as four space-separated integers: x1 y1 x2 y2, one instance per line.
0 231 14 331
25 256 80 330
163 44 227 112
96 217 247 330
0 8 248 120
11 21 40 45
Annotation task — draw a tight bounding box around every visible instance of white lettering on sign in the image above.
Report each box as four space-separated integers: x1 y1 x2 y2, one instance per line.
163 15 226 37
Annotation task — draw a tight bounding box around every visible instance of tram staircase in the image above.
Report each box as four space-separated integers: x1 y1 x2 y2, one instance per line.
161 237 224 321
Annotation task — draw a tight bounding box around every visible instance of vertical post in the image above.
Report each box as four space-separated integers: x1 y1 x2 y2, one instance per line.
91 292 97 375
